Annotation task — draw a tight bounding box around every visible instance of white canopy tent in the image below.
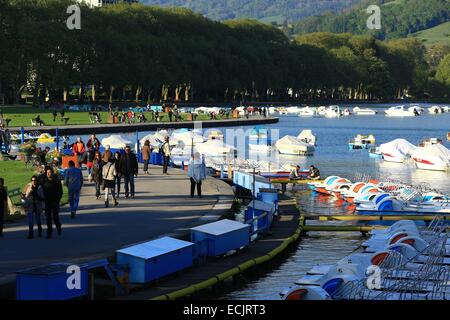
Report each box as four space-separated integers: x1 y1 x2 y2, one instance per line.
101 135 132 149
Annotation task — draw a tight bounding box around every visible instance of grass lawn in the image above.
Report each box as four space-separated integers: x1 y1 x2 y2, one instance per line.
0 159 69 222
0 105 230 128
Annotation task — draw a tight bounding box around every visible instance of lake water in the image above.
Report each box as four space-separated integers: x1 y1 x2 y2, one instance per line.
48 103 450 194
222 104 450 300
28 103 450 299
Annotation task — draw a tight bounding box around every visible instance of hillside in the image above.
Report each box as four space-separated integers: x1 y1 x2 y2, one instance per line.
140 0 363 23
409 22 450 47
293 0 449 40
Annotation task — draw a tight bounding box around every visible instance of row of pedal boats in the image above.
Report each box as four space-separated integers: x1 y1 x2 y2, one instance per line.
280 219 450 300
308 176 450 214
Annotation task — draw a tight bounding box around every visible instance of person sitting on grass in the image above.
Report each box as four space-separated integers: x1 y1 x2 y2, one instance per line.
35 115 45 126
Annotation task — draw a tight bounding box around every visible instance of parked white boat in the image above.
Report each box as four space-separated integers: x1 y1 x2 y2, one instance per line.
353 106 377 115
411 143 450 171
379 139 416 163
316 106 327 116
342 108 351 116
297 129 317 146
324 105 341 118
172 129 205 146
408 105 424 114
275 107 289 116
298 106 316 117
385 105 417 117
428 106 444 114
195 139 235 157
286 106 302 116
275 135 315 155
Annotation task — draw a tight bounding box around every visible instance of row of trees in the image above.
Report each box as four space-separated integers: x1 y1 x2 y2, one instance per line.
293 0 449 40
0 0 448 106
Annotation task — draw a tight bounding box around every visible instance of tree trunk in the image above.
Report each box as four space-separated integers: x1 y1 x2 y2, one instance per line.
135 85 142 103
109 85 115 104
175 85 181 102
91 85 96 102
63 88 68 102
185 84 190 102
78 83 84 103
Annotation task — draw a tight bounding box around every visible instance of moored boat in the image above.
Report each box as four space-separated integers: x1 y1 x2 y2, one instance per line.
379 139 416 163
385 105 417 117
353 107 377 115
411 143 450 171
275 135 315 156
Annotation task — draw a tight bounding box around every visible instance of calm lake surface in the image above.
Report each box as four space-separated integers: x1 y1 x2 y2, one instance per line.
35 103 450 299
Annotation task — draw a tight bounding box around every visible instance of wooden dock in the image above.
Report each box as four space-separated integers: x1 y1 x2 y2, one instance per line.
117 196 302 300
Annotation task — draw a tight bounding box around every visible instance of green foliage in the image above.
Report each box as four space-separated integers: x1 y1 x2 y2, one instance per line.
0 0 448 104
294 0 449 40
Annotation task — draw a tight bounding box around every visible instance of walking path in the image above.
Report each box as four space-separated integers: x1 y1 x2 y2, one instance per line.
0 165 234 288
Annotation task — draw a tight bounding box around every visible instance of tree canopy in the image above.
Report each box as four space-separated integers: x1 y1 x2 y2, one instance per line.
0 0 448 105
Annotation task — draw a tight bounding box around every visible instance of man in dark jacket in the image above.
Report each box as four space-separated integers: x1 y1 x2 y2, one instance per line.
42 168 63 238
120 146 138 198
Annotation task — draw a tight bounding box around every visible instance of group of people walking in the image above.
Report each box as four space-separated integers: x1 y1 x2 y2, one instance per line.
89 145 138 208
0 131 209 239
22 167 63 239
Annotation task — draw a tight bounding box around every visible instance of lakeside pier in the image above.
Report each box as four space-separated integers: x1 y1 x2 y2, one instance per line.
15 117 279 135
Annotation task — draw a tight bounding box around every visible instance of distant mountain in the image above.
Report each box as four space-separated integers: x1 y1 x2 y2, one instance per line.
294 0 450 40
139 0 364 23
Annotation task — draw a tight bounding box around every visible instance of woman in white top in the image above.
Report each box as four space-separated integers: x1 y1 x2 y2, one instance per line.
102 158 118 208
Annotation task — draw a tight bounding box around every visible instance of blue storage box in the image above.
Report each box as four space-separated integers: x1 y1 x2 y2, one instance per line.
150 152 163 165
232 171 272 197
116 237 194 284
191 219 250 257
16 263 88 300
245 200 275 233
258 188 279 212
98 146 125 157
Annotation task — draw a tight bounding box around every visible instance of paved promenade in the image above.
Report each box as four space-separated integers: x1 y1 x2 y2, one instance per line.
0 165 233 285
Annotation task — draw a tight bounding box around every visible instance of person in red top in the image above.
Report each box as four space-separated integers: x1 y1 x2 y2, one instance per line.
72 137 86 165
86 134 100 152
